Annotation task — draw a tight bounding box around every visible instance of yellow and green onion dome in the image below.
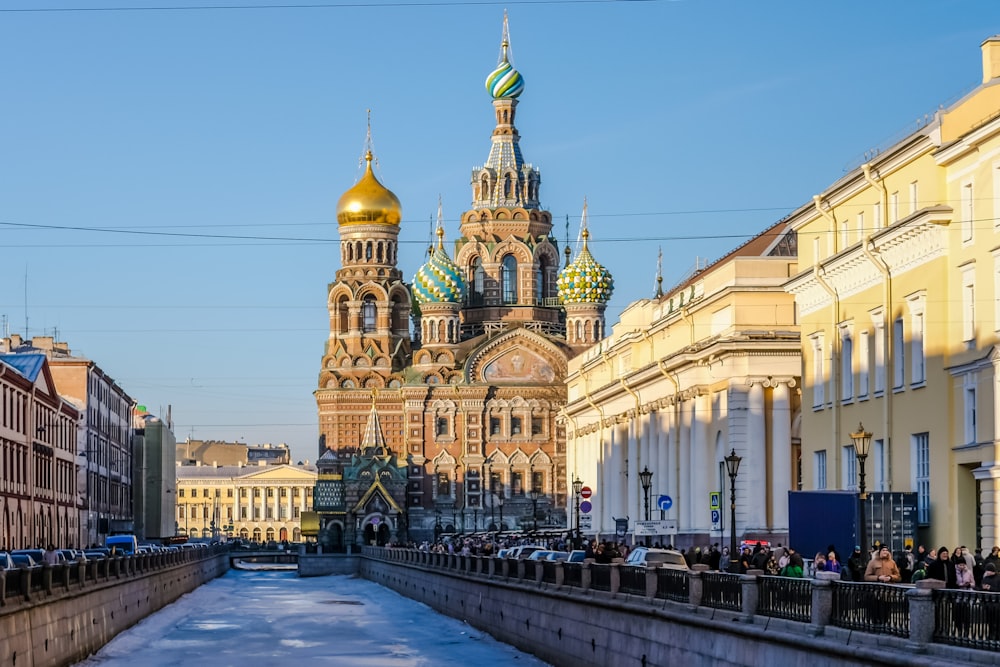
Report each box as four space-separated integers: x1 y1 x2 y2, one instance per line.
486 57 524 99
336 151 402 227
557 230 614 305
412 228 466 305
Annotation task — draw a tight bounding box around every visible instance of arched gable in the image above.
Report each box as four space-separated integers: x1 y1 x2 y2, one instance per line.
356 283 389 301
465 328 570 385
432 450 457 467
490 237 533 264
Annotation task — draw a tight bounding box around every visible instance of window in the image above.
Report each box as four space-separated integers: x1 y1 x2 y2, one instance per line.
815 450 827 490
511 471 524 495
436 417 449 437
840 219 849 249
531 470 543 494
227 488 233 498
178 489 185 498
890 191 899 224
913 433 930 525
873 201 882 230
811 333 825 408
490 417 501 435
856 211 865 241
437 472 451 497
910 181 919 215
994 251 1000 330
470 258 484 305
858 330 870 398
501 255 518 304
962 265 976 343
872 310 885 394
362 297 377 333
907 293 926 385
842 445 857 491
191 488 198 498
531 416 543 436
511 416 522 435
962 181 974 244
964 375 977 445
840 324 854 401
892 318 905 390
872 438 885 492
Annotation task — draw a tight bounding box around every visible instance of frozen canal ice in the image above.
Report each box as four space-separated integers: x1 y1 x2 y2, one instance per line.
74 569 551 666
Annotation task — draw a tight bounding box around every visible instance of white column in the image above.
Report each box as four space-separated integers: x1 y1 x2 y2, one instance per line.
974 466 1000 554
771 381 792 532
690 393 709 532
678 398 691 533
747 382 767 530
627 418 639 525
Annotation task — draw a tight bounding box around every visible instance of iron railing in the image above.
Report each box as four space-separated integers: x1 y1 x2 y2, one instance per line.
522 559 538 582
757 575 811 622
831 581 909 637
590 563 612 592
701 572 742 611
619 565 647 595
933 588 1000 651
655 568 689 603
541 561 558 585
563 562 583 588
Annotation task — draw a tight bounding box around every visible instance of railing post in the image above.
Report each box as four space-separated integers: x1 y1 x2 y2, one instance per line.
810 571 838 635
61 562 71 589
609 563 621 595
581 562 592 592
555 562 566 588
501 558 511 580
907 579 943 650
0 569 6 606
21 567 31 602
689 564 709 608
740 573 759 621
516 559 526 582
42 564 53 595
645 565 657 599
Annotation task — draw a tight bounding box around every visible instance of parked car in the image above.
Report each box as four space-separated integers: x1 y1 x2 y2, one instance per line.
624 547 688 570
544 551 570 561
526 550 553 561
60 549 86 562
84 548 110 560
12 548 65 566
0 552 14 570
10 553 38 568
508 545 547 559
566 550 588 563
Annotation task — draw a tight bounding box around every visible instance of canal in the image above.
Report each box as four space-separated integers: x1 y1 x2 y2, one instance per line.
74 569 551 666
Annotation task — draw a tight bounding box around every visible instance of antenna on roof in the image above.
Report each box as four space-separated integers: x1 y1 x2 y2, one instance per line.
24 265 29 340
655 247 664 298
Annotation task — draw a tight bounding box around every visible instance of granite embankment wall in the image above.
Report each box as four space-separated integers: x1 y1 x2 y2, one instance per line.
0 549 229 667
359 549 995 667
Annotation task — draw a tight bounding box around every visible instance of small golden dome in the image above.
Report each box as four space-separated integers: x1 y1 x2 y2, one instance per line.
336 151 402 227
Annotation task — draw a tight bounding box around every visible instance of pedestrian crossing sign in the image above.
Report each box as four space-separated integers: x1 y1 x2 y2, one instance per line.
710 492 721 510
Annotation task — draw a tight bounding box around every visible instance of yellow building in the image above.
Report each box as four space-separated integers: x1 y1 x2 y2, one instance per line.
564 221 799 548
175 462 316 543
785 36 1000 551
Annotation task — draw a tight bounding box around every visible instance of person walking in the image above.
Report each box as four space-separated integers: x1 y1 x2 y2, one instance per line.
926 547 958 588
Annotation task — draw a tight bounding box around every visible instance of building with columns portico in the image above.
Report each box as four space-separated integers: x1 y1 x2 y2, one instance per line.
563 220 799 549
175 461 316 543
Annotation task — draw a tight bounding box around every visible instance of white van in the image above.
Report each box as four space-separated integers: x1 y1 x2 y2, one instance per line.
624 547 688 570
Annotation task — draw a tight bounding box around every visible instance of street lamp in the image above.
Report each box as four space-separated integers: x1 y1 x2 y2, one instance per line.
488 463 496 530
498 493 505 533
639 466 653 546
572 477 583 548
851 422 873 564
528 475 540 533
724 449 742 573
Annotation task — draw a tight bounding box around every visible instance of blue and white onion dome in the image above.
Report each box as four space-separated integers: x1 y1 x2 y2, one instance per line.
412 228 466 305
557 229 614 304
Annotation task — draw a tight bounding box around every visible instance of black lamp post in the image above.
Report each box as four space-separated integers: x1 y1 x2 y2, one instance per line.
639 466 653 546
488 463 495 530
572 477 583 548
724 449 742 573
498 493 505 533
528 481 540 533
851 422 873 565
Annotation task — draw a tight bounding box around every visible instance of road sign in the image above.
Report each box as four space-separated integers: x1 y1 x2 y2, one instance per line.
579 515 592 531
711 509 721 524
579 500 593 514
635 520 677 536
615 517 628 538
709 492 721 510
580 486 593 499
657 495 673 511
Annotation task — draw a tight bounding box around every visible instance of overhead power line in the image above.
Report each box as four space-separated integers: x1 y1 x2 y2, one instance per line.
0 0 658 14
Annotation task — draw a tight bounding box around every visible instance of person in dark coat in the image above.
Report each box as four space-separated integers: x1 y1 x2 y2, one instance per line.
926 546 958 588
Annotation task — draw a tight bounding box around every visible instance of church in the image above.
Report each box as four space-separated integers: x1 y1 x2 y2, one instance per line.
310 15 613 547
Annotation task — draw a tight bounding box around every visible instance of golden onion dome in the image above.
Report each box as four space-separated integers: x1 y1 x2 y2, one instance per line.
336 151 402 227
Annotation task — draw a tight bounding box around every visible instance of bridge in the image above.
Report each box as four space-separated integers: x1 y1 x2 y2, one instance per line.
3 545 998 666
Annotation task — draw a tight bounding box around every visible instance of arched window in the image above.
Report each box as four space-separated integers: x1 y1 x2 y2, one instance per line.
362 297 377 332
470 258 484 305
502 255 518 304
536 256 551 303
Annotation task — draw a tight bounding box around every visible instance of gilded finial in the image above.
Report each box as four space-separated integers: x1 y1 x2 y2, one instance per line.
500 10 511 63
436 195 445 250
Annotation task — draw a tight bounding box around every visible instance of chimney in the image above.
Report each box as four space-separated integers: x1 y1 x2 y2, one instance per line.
982 36 1000 83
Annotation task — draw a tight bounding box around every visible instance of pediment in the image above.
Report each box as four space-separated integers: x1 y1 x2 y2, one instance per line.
466 329 569 385
239 465 317 482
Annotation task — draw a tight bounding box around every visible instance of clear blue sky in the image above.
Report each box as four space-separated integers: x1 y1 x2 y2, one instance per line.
1 0 996 464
